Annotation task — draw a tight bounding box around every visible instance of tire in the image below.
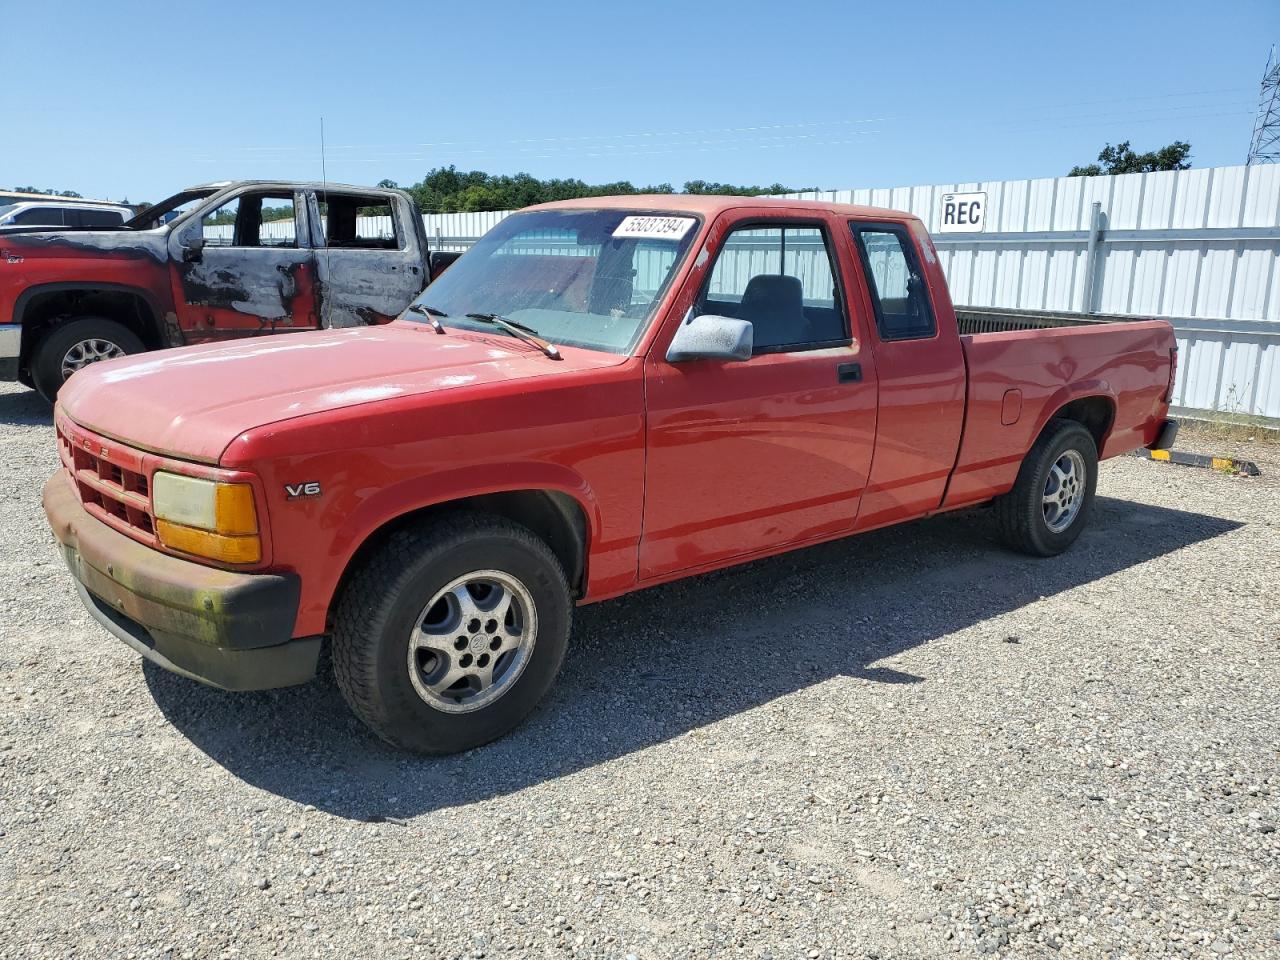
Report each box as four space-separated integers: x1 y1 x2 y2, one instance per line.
31 316 145 402
994 419 1098 557
332 513 572 754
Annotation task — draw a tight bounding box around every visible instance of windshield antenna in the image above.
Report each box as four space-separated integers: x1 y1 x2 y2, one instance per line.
318 116 333 329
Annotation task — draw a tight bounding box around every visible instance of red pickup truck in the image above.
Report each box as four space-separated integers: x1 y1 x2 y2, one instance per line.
42 195 1178 754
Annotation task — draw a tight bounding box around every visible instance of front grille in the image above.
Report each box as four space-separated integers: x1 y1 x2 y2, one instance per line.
56 419 157 542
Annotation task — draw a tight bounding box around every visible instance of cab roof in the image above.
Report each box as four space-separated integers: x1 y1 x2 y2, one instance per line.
526 193 915 222
184 179 400 193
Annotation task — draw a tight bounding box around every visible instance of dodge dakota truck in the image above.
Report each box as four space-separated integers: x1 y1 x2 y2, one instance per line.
1 179 459 400
42 195 1179 754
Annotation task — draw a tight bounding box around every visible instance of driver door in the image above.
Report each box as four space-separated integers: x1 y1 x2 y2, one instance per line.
639 211 878 579
170 189 319 341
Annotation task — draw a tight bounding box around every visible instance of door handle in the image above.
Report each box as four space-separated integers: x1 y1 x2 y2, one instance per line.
837 362 862 383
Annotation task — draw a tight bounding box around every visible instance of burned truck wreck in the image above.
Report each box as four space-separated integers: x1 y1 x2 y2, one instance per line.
0 180 458 400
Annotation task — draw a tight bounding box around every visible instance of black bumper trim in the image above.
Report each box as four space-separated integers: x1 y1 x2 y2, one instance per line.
75 580 321 691
44 472 319 691
1147 418 1179 451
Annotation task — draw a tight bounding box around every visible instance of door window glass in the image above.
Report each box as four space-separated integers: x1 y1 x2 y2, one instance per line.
702 224 845 352
202 198 239 246
201 194 298 248
257 197 297 247
76 208 126 227
13 206 65 226
851 226 936 341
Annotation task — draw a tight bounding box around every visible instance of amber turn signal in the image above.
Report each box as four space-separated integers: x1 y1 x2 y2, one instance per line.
155 520 262 564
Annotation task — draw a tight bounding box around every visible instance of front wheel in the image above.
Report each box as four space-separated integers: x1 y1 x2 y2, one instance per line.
332 514 572 753
31 316 145 402
994 419 1098 557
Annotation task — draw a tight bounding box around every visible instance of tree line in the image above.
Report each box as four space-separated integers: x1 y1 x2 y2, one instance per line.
377 168 816 213
1068 141 1191 177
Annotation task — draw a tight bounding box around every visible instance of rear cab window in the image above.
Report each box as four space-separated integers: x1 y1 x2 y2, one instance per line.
850 223 936 341
316 192 401 251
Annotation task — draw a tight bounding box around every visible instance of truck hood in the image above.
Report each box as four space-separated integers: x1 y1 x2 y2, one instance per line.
0 227 168 263
58 324 628 464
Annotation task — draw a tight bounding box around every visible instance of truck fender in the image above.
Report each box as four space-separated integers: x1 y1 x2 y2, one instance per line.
321 461 602 610
13 281 168 356
1028 379 1117 453
15 280 165 324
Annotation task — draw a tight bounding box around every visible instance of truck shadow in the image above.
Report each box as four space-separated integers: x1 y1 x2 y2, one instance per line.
0 386 53 426
144 496 1239 820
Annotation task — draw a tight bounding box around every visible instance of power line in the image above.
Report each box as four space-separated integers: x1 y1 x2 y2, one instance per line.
216 86 1255 158
194 100 1250 168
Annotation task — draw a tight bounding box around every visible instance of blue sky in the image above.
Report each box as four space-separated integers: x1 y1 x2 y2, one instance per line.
5 0 1278 204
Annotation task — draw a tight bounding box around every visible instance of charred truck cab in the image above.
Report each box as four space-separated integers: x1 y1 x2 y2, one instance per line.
0 179 447 400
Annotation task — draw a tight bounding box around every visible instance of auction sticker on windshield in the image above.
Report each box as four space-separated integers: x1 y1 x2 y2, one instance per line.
612 216 696 241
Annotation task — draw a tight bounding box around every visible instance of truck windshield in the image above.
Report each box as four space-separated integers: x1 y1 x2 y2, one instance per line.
123 189 217 229
405 209 701 354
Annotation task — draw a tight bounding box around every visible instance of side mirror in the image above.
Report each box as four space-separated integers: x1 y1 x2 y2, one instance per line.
428 250 462 280
181 237 205 263
666 314 753 363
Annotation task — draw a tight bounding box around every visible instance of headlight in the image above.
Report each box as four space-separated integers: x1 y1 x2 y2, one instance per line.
152 472 261 563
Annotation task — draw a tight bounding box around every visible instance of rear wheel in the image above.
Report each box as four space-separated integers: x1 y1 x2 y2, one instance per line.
994 419 1098 556
332 514 572 753
31 316 145 402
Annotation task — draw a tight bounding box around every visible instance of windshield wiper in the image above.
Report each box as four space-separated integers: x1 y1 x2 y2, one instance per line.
406 303 448 334
465 313 562 360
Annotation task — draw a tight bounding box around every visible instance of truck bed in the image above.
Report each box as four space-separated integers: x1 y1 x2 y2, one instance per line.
944 315 1176 510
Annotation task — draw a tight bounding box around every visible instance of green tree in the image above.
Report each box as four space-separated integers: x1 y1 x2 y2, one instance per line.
1068 141 1191 177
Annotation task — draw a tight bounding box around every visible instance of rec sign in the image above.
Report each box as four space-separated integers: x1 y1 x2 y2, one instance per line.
938 192 986 233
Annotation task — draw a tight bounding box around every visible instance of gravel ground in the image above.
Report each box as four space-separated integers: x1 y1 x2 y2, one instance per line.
1 379 1277 960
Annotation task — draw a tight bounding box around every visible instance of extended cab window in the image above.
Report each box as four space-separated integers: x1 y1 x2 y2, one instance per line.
702 224 846 353
317 193 400 250
202 193 298 248
851 225 936 341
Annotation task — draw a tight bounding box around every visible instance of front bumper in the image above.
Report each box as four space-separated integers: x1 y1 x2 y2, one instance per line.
42 471 320 691
0 324 19 380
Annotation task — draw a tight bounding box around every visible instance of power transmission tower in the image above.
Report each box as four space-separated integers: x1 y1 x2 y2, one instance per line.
1247 46 1280 163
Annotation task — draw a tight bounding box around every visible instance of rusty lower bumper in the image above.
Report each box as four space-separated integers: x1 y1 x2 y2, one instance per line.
42 472 320 691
